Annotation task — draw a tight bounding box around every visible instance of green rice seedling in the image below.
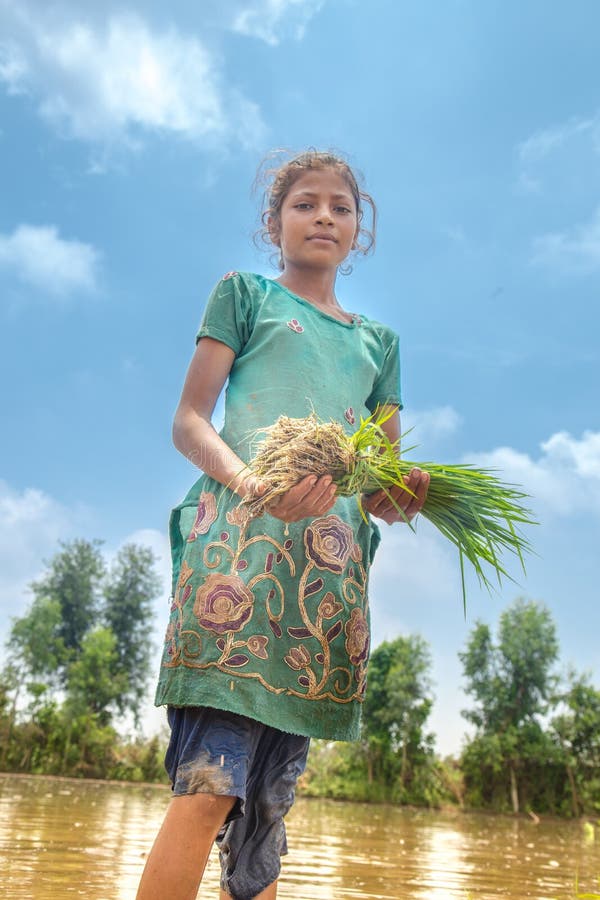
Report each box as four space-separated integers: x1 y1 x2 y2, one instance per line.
243 409 536 611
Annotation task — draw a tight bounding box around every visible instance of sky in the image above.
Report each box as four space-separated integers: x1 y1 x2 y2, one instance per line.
1 0 599 756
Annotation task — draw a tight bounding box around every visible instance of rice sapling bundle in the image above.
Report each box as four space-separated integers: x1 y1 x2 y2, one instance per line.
241 409 536 610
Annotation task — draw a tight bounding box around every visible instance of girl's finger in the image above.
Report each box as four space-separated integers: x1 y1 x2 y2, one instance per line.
268 475 335 521
300 482 336 518
372 488 391 507
307 475 334 503
292 474 319 500
402 472 430 519
314 489 337 515
272 476 319 513
383 484 412 513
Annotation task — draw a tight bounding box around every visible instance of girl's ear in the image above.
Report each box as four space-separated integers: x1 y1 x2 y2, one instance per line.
351 207 362 249
267 214 281 247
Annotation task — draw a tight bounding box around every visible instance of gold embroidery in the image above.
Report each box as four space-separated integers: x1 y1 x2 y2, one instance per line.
164 504 369 706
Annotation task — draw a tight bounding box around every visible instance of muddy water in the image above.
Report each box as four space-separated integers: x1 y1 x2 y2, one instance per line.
0 774 598 899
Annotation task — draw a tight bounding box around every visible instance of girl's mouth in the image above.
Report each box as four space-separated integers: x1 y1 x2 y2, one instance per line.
308 234 337 242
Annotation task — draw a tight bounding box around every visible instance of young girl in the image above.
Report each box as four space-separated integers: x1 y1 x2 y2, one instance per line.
137 150 429 900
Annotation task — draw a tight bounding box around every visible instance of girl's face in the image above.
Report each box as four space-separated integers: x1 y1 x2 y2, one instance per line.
271 168 359 273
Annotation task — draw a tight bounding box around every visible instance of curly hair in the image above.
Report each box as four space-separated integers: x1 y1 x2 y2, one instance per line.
254 149 377 272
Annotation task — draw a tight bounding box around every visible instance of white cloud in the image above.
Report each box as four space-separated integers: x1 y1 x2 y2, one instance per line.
517 111 600 195
466 430 600 518
518 114 599 165
232 0 325 45
0 40 29 92
0 4 264 149
0 224 100 296
371 524 460 636
542 430 600 478
402 406 463 448
531 207 600 274
0 481 84 649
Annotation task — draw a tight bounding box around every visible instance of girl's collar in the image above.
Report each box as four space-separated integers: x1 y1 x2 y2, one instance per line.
267 278 362 328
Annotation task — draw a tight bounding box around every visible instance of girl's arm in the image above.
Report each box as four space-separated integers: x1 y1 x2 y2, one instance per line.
173 337 254 496
174 337 337 520
361 405 430 525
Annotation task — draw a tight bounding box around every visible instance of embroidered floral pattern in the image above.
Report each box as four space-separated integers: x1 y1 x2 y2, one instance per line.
177 560 194 590
163 502 370 709
344 407 355 425
163 561 195 665
350 543 362 563
317 592 344 620
222 271 238 280
187 492 218 542
247 635 269 659
286 318 304 333
284 645 311 671
304 515 354 574
164 621 176 657
226 505 251 528
193 573 254 634
345 608 369 666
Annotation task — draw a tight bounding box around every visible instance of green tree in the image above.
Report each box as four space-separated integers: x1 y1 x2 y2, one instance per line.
103 543 162 723
66 627 125 722
0 669 16 768
362 635 436 802
2 597 66 766
4 540 106 726
1 537 163 779
29 539 105 668
301 635 443 807
60 627 126 774
552 674 600 815
460 597 560 813
8 596 66 684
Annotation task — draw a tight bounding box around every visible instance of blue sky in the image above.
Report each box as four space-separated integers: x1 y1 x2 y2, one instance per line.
1 0 599 755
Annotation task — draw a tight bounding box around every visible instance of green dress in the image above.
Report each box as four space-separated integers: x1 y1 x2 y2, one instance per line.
155 272 402 741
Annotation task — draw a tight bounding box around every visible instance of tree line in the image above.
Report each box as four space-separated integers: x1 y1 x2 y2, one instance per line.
0 539 165 782
304 600 600 817
1 540 599 816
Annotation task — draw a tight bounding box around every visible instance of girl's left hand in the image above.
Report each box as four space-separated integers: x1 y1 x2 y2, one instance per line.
362 468 430 525
266 474 338 523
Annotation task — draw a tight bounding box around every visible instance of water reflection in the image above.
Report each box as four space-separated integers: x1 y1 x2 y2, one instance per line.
0 774 598 899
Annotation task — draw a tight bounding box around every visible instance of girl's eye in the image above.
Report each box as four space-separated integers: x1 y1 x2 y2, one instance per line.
335 206 352 214
294 203 312 210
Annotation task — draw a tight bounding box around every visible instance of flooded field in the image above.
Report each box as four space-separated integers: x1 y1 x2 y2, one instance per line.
0 774 598 899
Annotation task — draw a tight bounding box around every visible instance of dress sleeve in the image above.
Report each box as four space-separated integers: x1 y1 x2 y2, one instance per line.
195 272 255 354
365 330 403 412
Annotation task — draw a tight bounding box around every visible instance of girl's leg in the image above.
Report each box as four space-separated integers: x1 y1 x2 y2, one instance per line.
219 882 278 900
218 729 309 900
136 792 235 900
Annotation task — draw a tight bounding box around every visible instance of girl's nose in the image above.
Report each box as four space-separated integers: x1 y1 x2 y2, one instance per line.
315 206 333 224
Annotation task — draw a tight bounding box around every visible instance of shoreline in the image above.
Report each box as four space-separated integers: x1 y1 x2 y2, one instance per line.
1 771 594 824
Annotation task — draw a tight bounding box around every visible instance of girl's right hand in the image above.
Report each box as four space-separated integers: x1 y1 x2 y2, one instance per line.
265 475 337 523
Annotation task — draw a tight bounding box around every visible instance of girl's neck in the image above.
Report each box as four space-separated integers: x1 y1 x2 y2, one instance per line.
275 266 340 311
